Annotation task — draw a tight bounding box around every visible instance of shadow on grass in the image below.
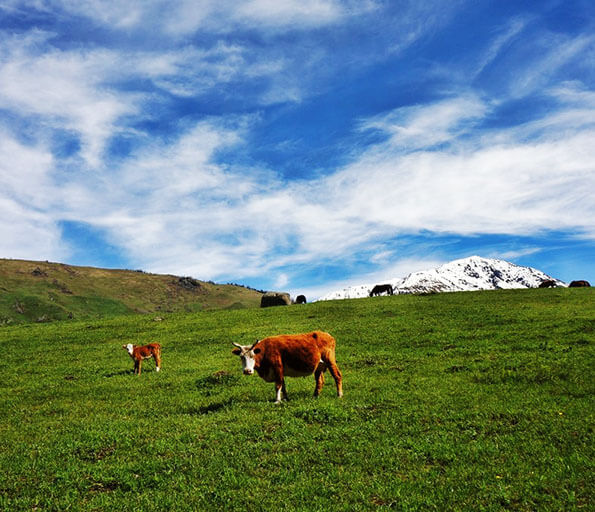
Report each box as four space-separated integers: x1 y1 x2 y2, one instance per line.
184 391 313 413
185 398 235 415
103 369 137 377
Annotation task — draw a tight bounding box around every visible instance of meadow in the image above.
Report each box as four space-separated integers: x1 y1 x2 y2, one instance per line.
0 288 593 511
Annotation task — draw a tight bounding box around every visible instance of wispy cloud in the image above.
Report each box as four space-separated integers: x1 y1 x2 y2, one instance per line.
324 96 595 238
0 31 139 168
1 0 355 35
474 16 528 77
360 95 488 151
507 33 595 98
495 248 543 261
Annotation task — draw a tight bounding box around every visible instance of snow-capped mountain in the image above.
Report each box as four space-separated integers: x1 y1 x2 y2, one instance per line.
319 256 565 301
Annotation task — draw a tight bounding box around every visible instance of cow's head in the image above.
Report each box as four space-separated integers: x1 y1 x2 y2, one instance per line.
232 340 261 375
123 343 134 355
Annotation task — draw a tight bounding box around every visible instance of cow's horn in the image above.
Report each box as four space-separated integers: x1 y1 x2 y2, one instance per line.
232 342 243 348
250 339 260 349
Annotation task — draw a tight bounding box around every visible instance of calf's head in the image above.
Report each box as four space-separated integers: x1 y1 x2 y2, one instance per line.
232 341 261 375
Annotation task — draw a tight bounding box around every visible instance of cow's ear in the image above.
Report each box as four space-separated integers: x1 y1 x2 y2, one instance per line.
253 347 261 354
232 348 241 355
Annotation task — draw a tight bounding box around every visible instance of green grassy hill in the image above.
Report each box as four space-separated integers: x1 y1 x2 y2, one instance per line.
0 287 593 510
0 258 263 325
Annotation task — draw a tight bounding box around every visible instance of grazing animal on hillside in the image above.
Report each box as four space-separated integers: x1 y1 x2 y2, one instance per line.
260 291 291 308
232 331 343 403
569 280 590 287
538 279 557 288
369 284 393 296
123 343 161 375
295 294 307 304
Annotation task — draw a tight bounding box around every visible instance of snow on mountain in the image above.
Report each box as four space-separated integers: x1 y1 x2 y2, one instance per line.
319 256 565 301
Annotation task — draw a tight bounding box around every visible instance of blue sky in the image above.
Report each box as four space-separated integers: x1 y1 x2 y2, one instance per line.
0 0 594 299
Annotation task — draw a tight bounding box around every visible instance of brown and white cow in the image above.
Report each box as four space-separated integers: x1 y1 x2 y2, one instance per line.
232 331 343 403
123 343 161 375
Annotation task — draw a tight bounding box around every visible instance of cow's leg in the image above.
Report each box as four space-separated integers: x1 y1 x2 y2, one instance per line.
137 359 142 376
274 380 284 404
274 366 286 403
275 378 289 403
324 354 343 398
154 350 161 372
314 361 327 397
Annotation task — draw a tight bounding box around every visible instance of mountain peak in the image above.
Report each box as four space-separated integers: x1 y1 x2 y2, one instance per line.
320 256 565 301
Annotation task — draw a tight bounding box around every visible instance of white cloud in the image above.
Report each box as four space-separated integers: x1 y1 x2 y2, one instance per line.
323 104 595 238
7 0 352 35
0 133 66 260
360 95 488 150
0 196 67 262
233 0 343 28
117 121 244 195
163 0 349 35
0 32 138 168
548 81 595 108
274 273 289 289
509 33 595 98
494 248 543 261
0 131 55 208
0 31 289 171
474 16 527 77
132 43 258 97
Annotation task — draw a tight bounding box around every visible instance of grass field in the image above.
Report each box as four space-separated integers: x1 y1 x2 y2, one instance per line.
0 288 593 511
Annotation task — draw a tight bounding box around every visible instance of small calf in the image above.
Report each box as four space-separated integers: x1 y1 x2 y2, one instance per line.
123 343 161 375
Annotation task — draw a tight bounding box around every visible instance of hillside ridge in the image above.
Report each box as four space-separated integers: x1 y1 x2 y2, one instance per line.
0 258 262 325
